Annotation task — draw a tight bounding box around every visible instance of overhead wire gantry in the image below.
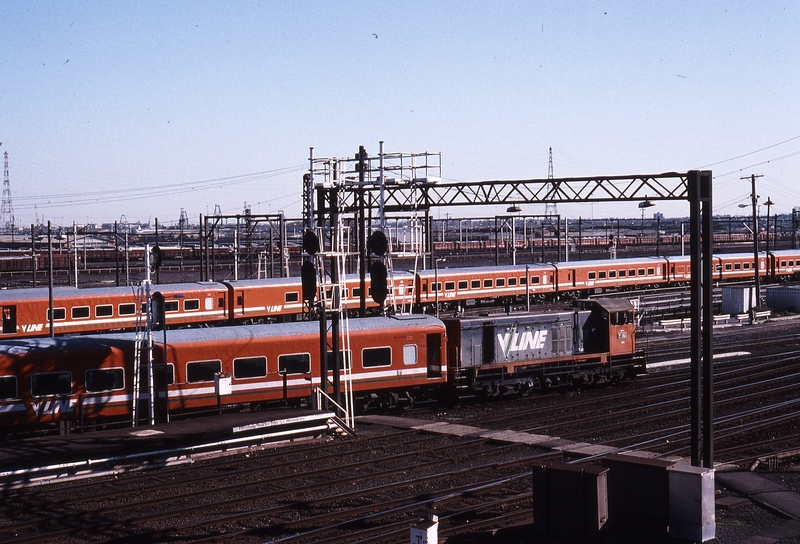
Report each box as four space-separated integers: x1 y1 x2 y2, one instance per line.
307 145 713 469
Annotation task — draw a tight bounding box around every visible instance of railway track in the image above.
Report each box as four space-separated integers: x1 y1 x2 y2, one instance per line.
2 317 800 542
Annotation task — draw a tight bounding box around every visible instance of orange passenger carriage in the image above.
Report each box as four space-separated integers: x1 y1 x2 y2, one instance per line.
0 315 449 429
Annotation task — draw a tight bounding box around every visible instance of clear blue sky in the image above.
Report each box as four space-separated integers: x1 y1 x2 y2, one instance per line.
2 1 798 227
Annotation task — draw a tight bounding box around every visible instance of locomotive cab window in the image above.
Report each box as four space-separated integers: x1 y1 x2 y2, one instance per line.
278 353 310 375
403 344 418 365
95 304 113 317
47 308 67 321
164 301 179 313
119 303 137 316
72 306 90 319
285 291 299 303
363 346 392 368
233 356 267 379
31 371 72 396
85 368 125 392
184 299 200 311
186 360 221 383
610 311 633 326
0 376 17 399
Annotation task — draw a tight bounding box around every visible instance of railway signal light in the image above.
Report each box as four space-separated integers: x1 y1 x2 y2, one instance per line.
367 230 388 256
150 245 163 270
370 261 388 304
301 259 317 304
302 230 320 255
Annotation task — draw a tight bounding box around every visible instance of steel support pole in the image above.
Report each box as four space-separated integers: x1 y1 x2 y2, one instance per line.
689 170 714 468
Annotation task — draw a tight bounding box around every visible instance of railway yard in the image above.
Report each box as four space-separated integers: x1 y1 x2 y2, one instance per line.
0 316 799 543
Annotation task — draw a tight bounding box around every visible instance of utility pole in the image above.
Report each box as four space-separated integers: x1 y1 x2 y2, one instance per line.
743 174 763 308
765 197 774 277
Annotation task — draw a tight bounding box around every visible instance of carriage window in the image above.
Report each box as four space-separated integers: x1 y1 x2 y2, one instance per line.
71 306 90 319
790 261 795 267
471 280 481 289
588 272 596 280
629 269 637 277
531 276 541 284
233 356 267 379
119 303 137 316
0 376 17 399
403 344 418 365
164 301 179 312
431 282 442 292
86 368 124 392
638 269 645 276
95 305 113 317
609 270 617 278
647 268 655 275
186 360 221 383
47 308 67 321
743 262 750 270
715 264 722 271
734 263 741 270
363 346 391 368
31 371 72 396
508 277 517 287
781 261 787 267
285 291 299 303
278 353 310 374
326 350 352 371
458 280 468 290
725 264 732 271
519 276 527 285
598 271 607 279
445 281 455 291
184 299 200 311
496 278 505 287
483 279 493 288
619 270 626 277
353 288 362 297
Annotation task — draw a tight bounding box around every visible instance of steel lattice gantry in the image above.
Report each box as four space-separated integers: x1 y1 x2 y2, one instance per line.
314 168 713 468
318 171 691 213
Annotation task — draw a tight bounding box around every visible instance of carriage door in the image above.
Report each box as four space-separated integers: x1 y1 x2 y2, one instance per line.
426 333 442 378
235 290 245 317
2 306 16 334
